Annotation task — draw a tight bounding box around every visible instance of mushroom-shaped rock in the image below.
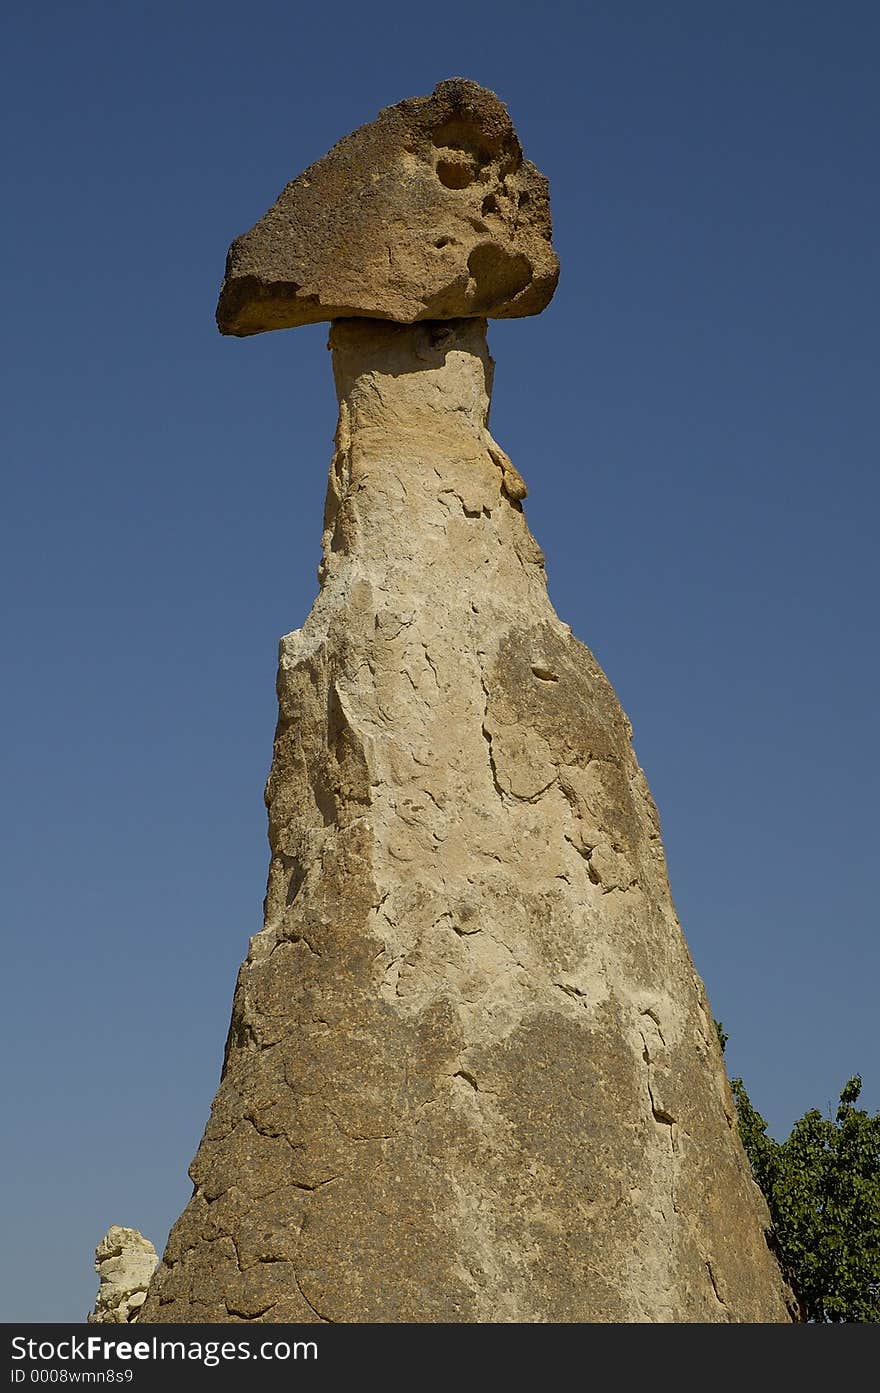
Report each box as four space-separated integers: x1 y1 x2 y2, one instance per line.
217 78 559 335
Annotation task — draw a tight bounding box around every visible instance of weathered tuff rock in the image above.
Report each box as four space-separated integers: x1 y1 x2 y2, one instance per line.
216 79 559 336
89 1227 158 1323
141 320 797 1322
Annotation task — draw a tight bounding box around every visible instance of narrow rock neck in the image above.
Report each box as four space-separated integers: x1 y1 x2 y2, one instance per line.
320 316 530 585
330 316 494 443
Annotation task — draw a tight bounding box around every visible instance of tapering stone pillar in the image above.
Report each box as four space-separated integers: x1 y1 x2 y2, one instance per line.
140 316 796 1321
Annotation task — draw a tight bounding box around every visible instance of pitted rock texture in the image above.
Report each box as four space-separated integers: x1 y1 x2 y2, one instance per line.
140 320 797 1323
216 79 558 336
89 1227 158 1323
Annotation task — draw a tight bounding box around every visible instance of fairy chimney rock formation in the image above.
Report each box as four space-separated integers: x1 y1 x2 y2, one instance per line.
140 80 797 1323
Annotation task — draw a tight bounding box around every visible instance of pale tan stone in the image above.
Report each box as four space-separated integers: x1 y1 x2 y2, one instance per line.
88 1226 158 1324
140 320 799 1323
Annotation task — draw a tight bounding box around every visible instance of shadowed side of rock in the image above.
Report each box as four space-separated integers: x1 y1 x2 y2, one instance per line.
138 320 797 1322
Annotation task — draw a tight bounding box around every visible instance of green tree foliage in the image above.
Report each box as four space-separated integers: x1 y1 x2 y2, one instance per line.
715 1025 880 1322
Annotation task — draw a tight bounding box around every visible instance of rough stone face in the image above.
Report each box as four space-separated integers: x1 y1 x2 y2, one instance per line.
89 1227 158 1323
140 320 798 1322
216 79 559 336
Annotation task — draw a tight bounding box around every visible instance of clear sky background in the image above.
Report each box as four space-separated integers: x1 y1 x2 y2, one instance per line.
2 1 877 1322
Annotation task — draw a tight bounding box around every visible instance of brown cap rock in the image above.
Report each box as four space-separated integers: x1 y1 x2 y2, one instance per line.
216 78 559 335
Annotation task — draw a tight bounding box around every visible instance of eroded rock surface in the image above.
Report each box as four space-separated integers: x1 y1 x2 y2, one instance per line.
89 1227 158 1323
140 320 798 1322
216 79 559 335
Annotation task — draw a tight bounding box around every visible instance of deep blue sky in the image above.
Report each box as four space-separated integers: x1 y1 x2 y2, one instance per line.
2 1 877 1321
